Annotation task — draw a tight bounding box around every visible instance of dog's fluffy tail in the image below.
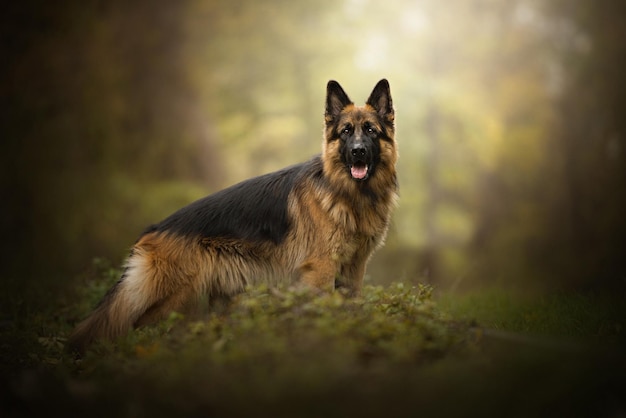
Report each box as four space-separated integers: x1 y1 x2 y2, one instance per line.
68 250 157 354
68 284 132 354
67 236 199 354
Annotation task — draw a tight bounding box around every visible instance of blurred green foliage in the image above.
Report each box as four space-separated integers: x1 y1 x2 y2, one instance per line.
2 266 624 417
2 3 625 413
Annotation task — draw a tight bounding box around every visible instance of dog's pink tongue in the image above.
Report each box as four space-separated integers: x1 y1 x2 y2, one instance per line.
351 165 368 179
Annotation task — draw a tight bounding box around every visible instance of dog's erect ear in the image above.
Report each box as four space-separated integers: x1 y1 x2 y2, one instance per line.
325 80 353 123
366 79 394 122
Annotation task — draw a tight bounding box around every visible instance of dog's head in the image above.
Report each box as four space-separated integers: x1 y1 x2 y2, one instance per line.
323 79 396 184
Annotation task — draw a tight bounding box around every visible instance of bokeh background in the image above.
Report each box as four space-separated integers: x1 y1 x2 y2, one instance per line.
2 0 625 304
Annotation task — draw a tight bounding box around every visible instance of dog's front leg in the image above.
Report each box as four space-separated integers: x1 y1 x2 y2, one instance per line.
336 258 367 297
297 256 338 292
336 237 379 296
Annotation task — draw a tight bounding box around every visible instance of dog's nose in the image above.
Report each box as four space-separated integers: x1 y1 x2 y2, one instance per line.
351 143 367 157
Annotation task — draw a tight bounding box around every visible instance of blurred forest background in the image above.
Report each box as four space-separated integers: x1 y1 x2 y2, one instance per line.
2 0 625 304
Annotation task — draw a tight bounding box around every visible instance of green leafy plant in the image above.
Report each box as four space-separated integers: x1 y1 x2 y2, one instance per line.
4 260 624 418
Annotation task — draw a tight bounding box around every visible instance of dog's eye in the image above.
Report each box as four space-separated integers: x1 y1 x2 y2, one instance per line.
341 126 352 135
363 122 376 135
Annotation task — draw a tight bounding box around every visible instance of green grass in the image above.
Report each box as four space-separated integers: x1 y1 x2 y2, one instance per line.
1 261 625 417
439 287 625 341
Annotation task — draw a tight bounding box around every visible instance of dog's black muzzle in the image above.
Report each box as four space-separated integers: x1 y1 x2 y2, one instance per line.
346 140 372 181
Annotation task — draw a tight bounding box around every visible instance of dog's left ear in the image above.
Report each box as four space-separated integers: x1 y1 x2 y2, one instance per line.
366 79 394 123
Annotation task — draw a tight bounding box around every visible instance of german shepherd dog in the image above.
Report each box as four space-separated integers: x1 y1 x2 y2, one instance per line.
69 79 398 353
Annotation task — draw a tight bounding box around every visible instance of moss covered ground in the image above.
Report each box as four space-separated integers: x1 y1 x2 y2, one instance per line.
1 261 625 417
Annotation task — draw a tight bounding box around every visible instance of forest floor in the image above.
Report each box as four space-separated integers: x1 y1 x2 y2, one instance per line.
1 260 625 417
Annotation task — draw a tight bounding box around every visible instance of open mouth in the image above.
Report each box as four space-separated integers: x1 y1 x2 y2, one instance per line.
350 162 369 180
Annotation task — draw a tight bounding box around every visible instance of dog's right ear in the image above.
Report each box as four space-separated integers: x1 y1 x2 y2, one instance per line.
325 80 353 124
